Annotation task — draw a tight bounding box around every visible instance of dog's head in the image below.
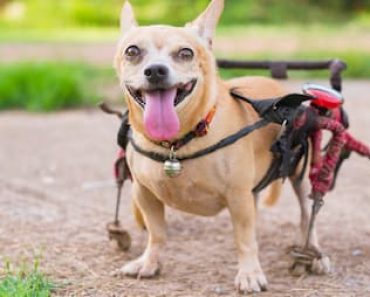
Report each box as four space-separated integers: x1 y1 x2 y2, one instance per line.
114 0 224 142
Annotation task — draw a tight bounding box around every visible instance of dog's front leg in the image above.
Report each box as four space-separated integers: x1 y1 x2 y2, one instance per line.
227 191 267 294
121 182 166 278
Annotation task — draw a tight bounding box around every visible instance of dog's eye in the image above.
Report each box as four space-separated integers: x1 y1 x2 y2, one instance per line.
125 45 141 58
177 48 194 61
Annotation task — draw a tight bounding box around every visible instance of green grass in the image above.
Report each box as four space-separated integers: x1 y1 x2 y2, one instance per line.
0 260 53 297
0 62 104 111
1 0 368 29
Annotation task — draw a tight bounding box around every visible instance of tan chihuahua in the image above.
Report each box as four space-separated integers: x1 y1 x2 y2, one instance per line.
114 0 330 293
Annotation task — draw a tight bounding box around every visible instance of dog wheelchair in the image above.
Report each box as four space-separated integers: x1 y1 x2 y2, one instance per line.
101 58 370 276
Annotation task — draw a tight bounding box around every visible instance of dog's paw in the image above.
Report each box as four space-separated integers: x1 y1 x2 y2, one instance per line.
310 255 331 275
234 268 267 294
120 257 160 278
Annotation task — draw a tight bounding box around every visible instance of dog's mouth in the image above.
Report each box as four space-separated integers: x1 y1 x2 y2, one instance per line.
126 79 197 109
125 79 197 141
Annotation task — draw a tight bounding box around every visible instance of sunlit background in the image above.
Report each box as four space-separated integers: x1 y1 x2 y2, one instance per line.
0 0 369 110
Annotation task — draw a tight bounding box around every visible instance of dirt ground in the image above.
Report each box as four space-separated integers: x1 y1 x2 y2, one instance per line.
0 80 369 297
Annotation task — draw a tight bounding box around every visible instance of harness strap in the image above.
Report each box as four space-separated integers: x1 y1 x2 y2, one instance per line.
128 118 269 162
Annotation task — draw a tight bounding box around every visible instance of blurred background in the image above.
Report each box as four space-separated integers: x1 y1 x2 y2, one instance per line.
0 0 369 110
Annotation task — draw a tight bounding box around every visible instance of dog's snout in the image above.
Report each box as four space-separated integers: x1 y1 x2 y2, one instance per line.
144 64 169 84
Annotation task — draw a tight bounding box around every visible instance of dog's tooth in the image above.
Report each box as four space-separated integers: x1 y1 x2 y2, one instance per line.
184 82 192 91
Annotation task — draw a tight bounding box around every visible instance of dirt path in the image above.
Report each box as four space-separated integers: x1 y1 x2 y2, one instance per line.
0 81 369 296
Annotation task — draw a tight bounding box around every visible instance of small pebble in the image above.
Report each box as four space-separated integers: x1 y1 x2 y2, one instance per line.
213 286 225 295
351 249 363 257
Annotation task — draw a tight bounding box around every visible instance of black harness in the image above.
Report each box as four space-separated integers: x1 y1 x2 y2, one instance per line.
128 118 269 162
118 90 315 193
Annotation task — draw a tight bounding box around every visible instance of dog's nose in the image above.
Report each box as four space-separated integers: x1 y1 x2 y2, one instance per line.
144 64 169 84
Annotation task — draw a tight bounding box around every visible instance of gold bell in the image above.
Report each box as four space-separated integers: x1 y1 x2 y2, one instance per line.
163 146 182 177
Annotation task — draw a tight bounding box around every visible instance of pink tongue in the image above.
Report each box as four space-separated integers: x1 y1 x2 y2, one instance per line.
143 88 180 141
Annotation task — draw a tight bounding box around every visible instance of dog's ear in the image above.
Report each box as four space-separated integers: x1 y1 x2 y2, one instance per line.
186 0 224 48
120 1 137 34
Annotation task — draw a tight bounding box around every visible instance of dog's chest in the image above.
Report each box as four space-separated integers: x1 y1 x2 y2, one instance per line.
129 153 231 216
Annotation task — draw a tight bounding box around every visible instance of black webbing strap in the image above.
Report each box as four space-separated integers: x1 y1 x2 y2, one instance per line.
128 118 269 163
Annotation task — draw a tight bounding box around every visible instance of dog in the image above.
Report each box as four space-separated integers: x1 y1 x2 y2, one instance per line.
114 0 330 293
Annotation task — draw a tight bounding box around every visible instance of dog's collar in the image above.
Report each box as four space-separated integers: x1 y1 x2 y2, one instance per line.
156 105 217 150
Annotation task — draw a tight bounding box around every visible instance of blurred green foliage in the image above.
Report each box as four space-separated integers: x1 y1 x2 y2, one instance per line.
0 62 100 111
0 0 369 28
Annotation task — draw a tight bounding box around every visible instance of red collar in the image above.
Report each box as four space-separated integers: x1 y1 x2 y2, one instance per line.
158 106 217 150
